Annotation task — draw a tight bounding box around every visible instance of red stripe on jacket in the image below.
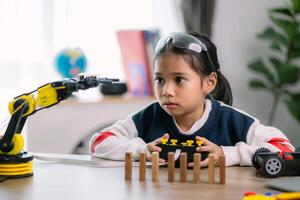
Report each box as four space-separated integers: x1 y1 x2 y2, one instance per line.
91 132 114 153
268 137 293 153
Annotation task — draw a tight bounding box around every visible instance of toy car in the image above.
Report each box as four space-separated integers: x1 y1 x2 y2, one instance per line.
157 139 208 166
251 147 300 178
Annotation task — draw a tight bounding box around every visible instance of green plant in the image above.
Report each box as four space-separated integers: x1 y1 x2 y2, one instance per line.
248 0 300 125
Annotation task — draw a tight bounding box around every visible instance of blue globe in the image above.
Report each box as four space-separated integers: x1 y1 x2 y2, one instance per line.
55 48 87 78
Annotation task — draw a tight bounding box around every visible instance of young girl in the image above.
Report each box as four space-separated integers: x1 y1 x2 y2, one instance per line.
89 32 294 167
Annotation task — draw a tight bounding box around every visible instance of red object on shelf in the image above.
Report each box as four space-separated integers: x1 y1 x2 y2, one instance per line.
117 30 159 96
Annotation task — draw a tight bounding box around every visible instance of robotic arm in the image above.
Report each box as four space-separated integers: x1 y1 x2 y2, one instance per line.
0 74 118 179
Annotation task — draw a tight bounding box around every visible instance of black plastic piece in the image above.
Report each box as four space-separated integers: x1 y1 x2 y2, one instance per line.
251 147 271 170
99 82 127 95
157 143 208 167
0 151 33 164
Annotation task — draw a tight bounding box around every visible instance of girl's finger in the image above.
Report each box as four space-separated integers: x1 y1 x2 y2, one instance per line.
195 136 202 141
163 133 169 139
147 154 165 163
146 150 152 161
196 145 212 152
200 158 209 167
196 136 212 146
147 144 161 152
147 154 152 161
154 133 170 144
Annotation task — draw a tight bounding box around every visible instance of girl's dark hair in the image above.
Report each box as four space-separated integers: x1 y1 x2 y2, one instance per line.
154 31 233 106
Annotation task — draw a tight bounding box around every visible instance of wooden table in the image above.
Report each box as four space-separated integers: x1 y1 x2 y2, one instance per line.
0 154 278 200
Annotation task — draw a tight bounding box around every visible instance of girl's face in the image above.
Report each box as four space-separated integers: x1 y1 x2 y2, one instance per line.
154 53 215 121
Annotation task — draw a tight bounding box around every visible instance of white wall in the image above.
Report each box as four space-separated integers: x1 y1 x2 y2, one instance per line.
213 0 300 147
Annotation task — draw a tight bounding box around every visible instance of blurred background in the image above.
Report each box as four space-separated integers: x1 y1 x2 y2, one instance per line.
0 0 299 154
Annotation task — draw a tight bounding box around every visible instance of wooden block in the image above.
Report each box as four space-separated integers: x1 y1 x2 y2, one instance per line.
152 152 159 182
193 153 201 183
220 155 226 185
168 152 175 182
208 155 214 184
180 152 187 182
139 152 146 181
125 152 132 181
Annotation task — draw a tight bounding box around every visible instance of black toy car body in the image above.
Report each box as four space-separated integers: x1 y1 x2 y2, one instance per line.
252 148 300 178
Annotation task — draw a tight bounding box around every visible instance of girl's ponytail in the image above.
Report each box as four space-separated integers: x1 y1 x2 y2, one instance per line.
188 31 233 106
211 71 233 106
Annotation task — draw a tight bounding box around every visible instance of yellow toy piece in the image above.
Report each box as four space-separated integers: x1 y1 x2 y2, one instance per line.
160 138 168 145
243 195 276 200
0 161 33 176
0 134 24 155
186 140 194 146
170 139 178 146
181 140 194 146
196 140 204 146
36 84 62 107
8 94 36 117
181 142 187 146
276 192 300 200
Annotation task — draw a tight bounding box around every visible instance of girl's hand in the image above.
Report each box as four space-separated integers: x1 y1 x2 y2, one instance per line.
146 133 169 163
188 136 223 168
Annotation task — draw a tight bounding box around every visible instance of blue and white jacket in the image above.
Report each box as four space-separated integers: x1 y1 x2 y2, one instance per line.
89 99 294 166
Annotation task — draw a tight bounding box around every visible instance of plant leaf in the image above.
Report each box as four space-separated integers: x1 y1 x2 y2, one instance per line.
257 26 288 46
268 57 300 85
285 99 300 122
270 8 293 17
289 34 300 59
289 49 300 59
270 42 282 51
277 64 300 84
291 0 300 13
289 92 300 99
269 56 282 71
248 60 276 84
270 16 298 41
269 56 282 82
249 79 268 89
